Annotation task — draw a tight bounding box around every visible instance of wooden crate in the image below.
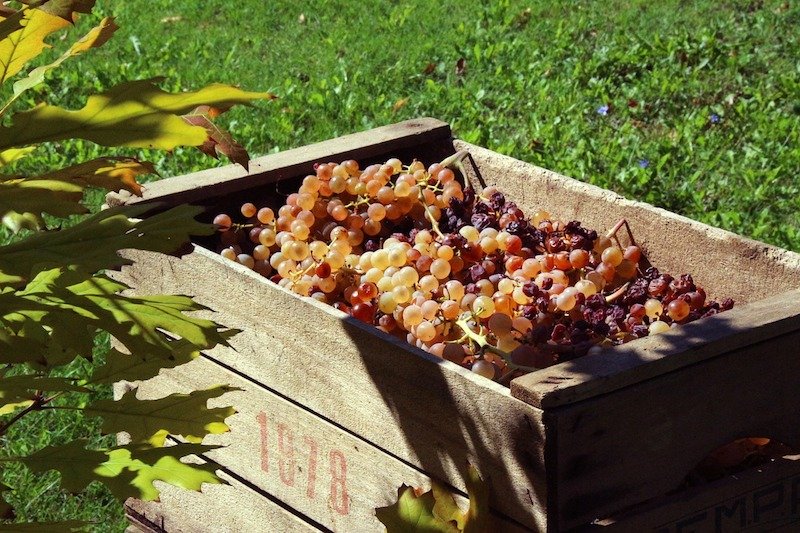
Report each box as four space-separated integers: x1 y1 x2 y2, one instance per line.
110 118 800 532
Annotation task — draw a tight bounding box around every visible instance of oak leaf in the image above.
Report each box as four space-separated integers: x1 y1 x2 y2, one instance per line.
0 267 230 367
463 464 490 533
375 485 459 533
0 147 35 167
12 16 118 99
37 0 96 23
36 156 155 196
86 385 240 446
0 482 13 520
0 79 275 151
17 440 223 501
0 204 213 284
0 178 86 224
0 374 87 415
376 466 490 533
182 105 250 168
0 8 68 84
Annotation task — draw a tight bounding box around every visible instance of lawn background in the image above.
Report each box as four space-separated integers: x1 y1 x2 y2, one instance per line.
1 0 798 530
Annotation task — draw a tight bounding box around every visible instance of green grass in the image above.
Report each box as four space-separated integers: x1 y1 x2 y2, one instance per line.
2 0 799 529
26 0 798 250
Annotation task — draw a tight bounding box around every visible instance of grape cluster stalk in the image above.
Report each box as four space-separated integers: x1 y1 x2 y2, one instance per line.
211 154 734 384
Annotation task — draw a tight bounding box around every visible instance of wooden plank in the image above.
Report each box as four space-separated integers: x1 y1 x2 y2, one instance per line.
588 455 800 532
124 470 322 533
546 329 800 531
106 118 453 210
511 289 800 409
130 355 532 532
115 245 548 530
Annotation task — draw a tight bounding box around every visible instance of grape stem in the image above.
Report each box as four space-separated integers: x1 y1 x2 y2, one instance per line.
414 150 473 239
605 282 630 303
440 150 471 180
345 195 371 210
605 217 638 248
418 187 445 238
453 316 539 373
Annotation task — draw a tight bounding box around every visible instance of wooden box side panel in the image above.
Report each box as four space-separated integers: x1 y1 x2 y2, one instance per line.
593 455 800 532
124 472 322 533
116 247 548 530
129 355 532 532
546 328 800 531
454 140 800 305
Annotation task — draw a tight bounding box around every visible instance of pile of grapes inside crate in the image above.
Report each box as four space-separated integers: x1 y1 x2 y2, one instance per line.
211 153 734 384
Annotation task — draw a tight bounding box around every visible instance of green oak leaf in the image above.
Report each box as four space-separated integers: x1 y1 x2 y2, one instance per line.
0 178 86 224
375 485 459 533
14 440 223 501
0 267 228 366
431 480 465 529
0 8 68 84
0 399 32 416
0 203 213 284
0 210 39 234
0 10 26 44
0 325 48 364
90 330 238 385
0 481 14 519
0 155 153 231
11 15 116 102
0 79 274 151
35 156 153 196
0 147 35 167
376 466 490 533
86 385 240 446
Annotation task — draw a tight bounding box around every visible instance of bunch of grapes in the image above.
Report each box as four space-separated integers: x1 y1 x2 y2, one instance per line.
211 154 733 383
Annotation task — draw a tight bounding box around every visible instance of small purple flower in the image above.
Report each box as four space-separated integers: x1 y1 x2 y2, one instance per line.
596 104 609 116
710 113 720 124
638 159 650 169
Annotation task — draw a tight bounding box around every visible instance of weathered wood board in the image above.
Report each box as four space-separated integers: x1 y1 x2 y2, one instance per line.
124 470 323 533
125 355 531 532
545 327 800 530
589 455 800 532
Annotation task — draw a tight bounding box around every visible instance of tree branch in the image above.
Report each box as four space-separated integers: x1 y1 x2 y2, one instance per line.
0 396 43 438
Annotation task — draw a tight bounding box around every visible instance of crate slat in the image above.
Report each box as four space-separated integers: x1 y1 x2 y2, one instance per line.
591 455 800 532
107 118 453 210
125 354 532 532
545 328 800 530
124 471 322 533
